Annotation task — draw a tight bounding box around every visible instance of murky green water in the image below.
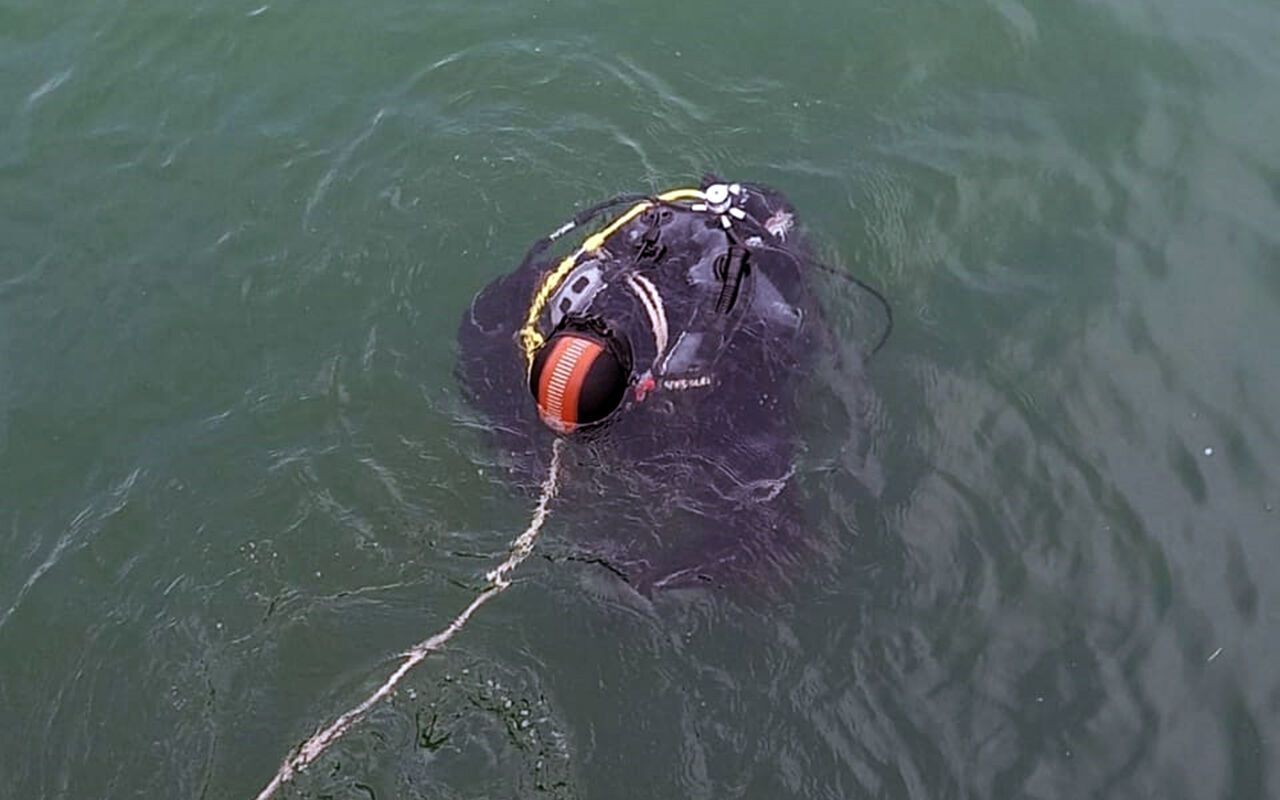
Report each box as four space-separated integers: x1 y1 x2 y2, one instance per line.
3 1 1278 797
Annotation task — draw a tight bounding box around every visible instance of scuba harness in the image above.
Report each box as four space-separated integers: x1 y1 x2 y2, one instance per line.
517 187 706 370
521 184 763 362
519 183 765 432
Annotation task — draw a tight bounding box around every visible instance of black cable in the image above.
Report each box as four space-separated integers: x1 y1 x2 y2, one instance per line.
810 261 894 357
735 227 895 359
570 192 651 229
518 192 651 268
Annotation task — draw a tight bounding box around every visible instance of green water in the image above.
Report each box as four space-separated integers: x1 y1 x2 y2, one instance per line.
3 0 1279 797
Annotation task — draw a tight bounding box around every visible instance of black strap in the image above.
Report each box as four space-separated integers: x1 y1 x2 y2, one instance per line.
713 245 751 314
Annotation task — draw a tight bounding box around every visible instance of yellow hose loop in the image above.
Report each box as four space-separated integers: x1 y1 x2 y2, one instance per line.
519 187 704 372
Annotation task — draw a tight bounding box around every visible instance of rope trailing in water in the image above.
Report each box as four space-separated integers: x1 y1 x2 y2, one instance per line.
253 438 566 800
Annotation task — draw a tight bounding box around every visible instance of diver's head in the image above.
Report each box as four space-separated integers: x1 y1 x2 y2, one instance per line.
528 324 630 434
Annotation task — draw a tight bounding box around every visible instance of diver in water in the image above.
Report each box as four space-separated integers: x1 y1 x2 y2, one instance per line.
457 178 885 592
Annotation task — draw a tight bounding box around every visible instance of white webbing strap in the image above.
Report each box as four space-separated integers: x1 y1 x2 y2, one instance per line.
625 273 668 365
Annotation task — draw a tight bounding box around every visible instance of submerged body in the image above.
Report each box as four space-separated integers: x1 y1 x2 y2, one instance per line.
457 179 854 591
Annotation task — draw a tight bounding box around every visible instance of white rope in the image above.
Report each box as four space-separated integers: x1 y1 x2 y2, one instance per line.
254 438 566 800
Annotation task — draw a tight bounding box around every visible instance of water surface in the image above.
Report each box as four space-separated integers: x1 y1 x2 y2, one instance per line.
2 0 1278 797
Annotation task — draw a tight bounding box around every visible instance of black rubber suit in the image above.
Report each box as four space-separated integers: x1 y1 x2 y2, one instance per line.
457 179 834 593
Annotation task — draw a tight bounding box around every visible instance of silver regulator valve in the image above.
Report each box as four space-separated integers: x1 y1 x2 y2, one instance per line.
691 183 748 229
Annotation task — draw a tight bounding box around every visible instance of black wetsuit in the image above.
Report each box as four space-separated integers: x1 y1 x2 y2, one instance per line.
457 180 831 591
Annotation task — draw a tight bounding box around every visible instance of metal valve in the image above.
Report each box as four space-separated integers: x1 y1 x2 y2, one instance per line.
693 183 747 229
